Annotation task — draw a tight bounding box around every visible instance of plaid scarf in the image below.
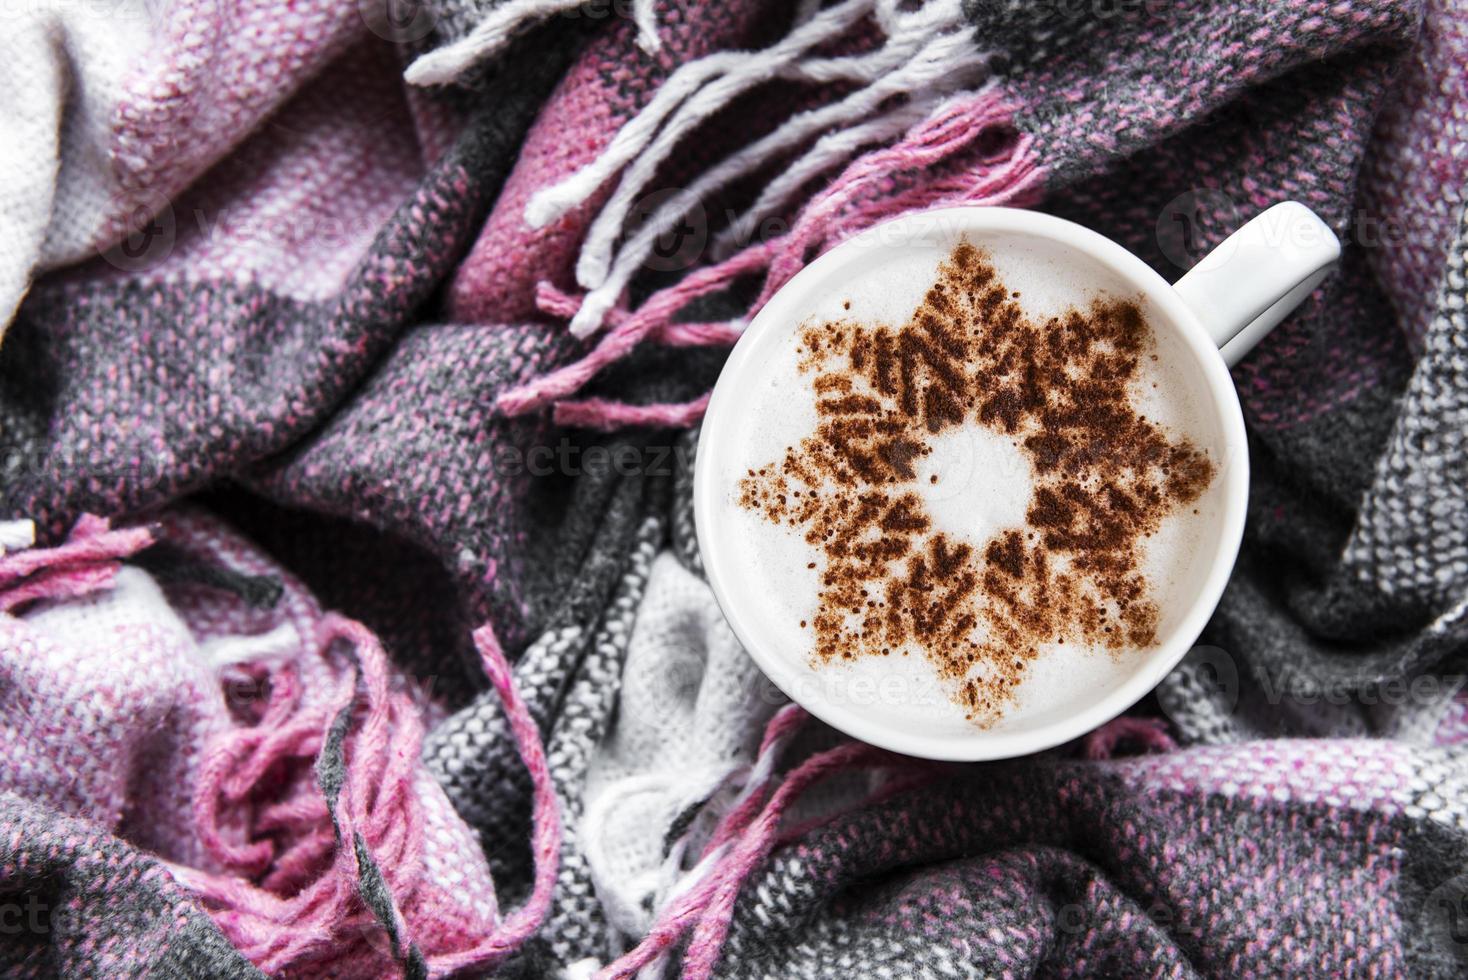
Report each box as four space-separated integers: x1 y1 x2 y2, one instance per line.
2 0 1467 976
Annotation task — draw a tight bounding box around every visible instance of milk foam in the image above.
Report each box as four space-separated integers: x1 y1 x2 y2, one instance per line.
716 234 1229 736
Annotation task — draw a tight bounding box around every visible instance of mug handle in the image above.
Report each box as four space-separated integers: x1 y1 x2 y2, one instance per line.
1171 201 1341 366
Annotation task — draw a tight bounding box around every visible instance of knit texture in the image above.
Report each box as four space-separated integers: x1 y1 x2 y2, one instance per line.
580 553 782 940
1 0 1468 976
423 436 672 967
0 0 379 336
0 509 527 975
0 792 264 978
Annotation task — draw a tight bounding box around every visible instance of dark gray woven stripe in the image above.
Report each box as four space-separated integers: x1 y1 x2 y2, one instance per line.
0 792 263 979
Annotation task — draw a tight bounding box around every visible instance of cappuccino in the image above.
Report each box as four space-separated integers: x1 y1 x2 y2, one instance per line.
727 238 1224 731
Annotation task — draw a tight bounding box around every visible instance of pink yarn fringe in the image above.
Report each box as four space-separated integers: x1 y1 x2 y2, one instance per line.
535 283 744 349
1082 716 1177 760
187 616 562 977
188 613 428 974
553 393 712 430
498 245 772 417
0 514 154 612
425 622 564 975
2 520 562 973
698 704 810 856
598 705 910 980
497 88 1046 429
754 93 1042 309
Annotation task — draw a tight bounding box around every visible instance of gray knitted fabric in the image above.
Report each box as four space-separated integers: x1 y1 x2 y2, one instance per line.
2 0 1467 974
669 427 702 576
714 761 1468 979
462 2 1468 976
423 434 672 966
0 793 261 978
1341 202 1468 626
1158 202 1468 746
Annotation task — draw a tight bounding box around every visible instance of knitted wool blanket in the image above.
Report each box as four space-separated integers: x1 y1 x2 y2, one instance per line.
1 0 1467 976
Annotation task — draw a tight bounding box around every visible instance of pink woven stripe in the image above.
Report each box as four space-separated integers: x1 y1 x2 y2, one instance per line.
1113 738 1437 817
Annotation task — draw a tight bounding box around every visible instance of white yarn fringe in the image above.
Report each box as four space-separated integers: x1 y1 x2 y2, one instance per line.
0 519 36 556
625 720 803 980
581 713 798 949
574 23 978 287
632 0 661 52
200 622 302 670
519 0 987 338
406 0 663 86
581 764 736 937
522 0 876 231
709 98 937 260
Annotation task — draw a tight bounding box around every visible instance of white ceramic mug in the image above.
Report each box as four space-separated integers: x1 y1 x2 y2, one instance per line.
694 203 1340 760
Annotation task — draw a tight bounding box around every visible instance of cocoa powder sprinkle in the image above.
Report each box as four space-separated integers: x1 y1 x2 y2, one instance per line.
739 241 1216 727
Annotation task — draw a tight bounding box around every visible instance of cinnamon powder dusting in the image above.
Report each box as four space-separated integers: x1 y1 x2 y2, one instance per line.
739 241 1215 727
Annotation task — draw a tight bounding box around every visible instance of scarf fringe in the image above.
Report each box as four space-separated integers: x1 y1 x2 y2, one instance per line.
405 0 662 87
498 85 1045 428
0 519 35 555
554 393 712 431
427 622 565 975
521 0 891 236
596 705 918 980
531 0 983 341
183 617 562 978
534 282 743 348
185 614 429 974
0 514 154 613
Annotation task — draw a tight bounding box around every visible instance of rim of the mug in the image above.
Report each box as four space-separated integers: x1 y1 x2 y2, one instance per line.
694 205 1249 762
